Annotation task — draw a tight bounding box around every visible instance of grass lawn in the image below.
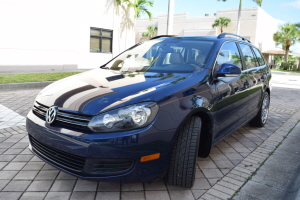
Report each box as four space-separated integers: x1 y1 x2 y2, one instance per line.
271 69 300 73
0 72 81 84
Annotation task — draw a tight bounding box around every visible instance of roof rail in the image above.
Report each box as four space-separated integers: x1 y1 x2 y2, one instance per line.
217 32 251 43
150 35 176 40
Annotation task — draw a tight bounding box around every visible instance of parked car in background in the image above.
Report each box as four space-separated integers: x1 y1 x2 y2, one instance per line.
26 33 271 188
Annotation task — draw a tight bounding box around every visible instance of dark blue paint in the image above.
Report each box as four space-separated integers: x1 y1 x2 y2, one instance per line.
26 36 271 183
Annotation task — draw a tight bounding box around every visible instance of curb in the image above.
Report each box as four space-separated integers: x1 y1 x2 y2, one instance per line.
200 109 300 200
271 71 300 76
0 81 54 92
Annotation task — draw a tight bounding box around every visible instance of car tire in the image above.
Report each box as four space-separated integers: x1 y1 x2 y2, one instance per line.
249 92 270 127
167 116 201 188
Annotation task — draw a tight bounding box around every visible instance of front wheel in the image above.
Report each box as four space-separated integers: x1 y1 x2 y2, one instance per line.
250 92 270 127
166 116 201 188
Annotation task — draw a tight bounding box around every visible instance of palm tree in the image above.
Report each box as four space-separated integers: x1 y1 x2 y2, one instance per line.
273 23 300 63
218 0 262 35
212 17 231 33
120 0 153 19
142 25 157 38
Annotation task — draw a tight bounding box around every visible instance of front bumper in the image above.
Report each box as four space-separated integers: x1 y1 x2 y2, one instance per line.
26 110 176 182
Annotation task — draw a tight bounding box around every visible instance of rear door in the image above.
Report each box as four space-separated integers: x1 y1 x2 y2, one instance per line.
237 43 265 120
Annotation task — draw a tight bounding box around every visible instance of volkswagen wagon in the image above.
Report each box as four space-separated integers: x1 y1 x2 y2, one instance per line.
26 33 271 188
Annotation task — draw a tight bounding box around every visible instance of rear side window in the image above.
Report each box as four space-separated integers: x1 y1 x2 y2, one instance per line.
238 43 258 69
252 47 265 66
215 42 242 72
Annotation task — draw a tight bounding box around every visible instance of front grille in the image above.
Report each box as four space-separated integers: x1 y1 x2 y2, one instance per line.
30 136 86 172
32 101 92 130
91 159 134 176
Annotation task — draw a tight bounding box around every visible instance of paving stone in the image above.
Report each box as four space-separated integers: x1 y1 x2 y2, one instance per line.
20 148 32 155
212 184 235 196
209 153 229 161
0 179 9 190
207 188 231 199
144 179 167 191
0 170 18 179
3 162 26 170
12 154 34 162
97 182 121 192
3 180 31 191
0 161 8 170
35 170 59 180
200 193 222 200
198 161 217 169
122 182 144 192
50 180 76 191
19 192 47 200
169 190 195 200
0 192 23 200
0 154 16 162
195 169 205 178
145 191 170 200
202 169 224 179
192 178 211 190
224 153 244 160
214 160 235 169
220 169 231 175
207 178 220 187
23 162 45 170
44 192 71 200
3 148 24 155
27 180 53 191
73 180 98 191
95 192 120 200
121 191 145 200
70 191 96 200
14 170 39 180
56 171 77 180
191 189 207 199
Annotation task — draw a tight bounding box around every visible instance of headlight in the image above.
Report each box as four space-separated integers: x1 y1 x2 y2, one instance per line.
88 102 159 132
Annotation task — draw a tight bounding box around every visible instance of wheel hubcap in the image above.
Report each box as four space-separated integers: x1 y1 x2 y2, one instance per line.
261 95 269 124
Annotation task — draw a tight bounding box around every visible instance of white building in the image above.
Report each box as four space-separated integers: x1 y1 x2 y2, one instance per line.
135 7 278 52
0 0 135 71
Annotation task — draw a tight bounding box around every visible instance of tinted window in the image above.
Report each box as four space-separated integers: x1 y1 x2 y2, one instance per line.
215 42 242 72
90 28 113 53
105 39 215 73
239 43 258 69
252 47 265 66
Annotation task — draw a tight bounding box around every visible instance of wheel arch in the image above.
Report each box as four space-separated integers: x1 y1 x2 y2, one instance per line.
174 108 214 158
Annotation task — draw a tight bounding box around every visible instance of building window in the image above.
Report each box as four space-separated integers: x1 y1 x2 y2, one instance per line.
90 28 113 53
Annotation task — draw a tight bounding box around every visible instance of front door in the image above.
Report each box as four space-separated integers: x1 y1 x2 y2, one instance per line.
211 42 249 140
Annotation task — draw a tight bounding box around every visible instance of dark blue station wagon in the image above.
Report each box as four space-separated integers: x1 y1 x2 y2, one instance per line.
26 33 271 188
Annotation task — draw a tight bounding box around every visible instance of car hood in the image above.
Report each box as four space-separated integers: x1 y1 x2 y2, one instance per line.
35 68 194 115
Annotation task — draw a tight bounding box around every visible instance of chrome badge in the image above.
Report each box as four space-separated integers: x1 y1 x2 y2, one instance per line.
45 106 58 124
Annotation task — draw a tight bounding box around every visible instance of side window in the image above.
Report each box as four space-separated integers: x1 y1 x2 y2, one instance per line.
252 47 266 66
238 43 258 69
215 42 242 72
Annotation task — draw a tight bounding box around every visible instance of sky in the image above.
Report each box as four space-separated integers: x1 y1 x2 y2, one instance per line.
142 0 300 53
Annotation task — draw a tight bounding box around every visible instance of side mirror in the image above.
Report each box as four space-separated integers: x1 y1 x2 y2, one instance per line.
215 63 241 77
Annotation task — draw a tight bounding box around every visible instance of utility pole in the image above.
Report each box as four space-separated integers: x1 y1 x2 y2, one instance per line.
167 0 174 35
236 0 242 35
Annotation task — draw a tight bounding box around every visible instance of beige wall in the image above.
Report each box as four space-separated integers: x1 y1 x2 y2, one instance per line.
135 7 278 52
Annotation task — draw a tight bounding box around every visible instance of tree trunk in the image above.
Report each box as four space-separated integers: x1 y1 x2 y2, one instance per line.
221 26 223 33
236 0 242 35
285 45 290 63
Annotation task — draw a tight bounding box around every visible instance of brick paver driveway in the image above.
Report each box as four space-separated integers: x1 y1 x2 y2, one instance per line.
0 73 300 200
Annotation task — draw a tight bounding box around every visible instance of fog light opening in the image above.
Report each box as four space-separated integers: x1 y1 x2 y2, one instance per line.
140 153 160 162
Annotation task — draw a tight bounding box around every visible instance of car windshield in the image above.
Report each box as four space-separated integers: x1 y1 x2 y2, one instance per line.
104 38 215 73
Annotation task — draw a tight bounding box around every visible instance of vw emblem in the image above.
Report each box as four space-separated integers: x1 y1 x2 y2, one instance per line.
45 106 58 124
